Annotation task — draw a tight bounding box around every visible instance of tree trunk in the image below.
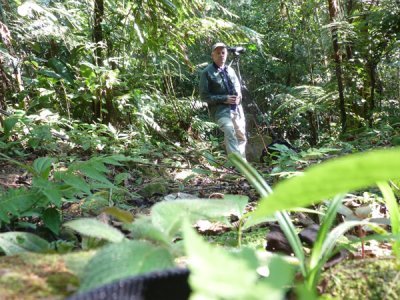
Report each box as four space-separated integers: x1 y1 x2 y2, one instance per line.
344 0 354 60
104 87 113 124
0 58 8 111
92 0 104 120
367 61 376 113
307 110 318 146
328 0 347 133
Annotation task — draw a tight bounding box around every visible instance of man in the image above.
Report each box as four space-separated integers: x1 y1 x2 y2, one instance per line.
199 42 247 159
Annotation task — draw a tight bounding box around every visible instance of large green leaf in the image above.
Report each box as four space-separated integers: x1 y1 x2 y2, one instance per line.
48 58 75 84
32 157 54 178
151 195 249 238
252 147 400 218
60 172 91 195
0 232 49 255
32 177 62 207
3 117 19 138
63 218 125 243
79 240 175 292
183 223 294 300
0 189 42 223
127 216 171 246
43 207 61 235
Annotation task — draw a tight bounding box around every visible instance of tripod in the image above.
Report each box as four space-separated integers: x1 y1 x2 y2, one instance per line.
229 51 281 142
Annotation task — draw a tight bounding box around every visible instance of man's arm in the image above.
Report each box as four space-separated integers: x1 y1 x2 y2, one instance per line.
229 67 242 101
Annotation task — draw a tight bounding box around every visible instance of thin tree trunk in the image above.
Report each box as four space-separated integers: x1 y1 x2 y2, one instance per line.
345 0 354 60
0 57 8 111
92 0 104 120
328 0 347 133
366 59 382 126
307 110 318 146
368 61 376 112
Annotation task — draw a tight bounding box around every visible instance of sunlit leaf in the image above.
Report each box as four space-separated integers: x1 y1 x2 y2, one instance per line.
183 222 294 300
64 218 125 243
253 148 400 218
151 195 248 238
0 232 49 255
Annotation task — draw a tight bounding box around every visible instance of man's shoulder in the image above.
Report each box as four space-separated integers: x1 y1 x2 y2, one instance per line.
201 63 216 73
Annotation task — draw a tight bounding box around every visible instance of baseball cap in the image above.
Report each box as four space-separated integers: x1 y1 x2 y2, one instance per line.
211 42 227 52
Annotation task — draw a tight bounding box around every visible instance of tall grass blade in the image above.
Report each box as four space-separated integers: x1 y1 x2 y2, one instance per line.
275 211 306 276
377 181 400 260
309 195 343 270
306 195 343 290
229 153 306 275
307 220 377 290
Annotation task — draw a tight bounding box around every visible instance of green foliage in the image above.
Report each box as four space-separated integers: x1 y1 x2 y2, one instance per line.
183 222 295 300
63 219 125 243
377 182 400 263
0 154 132 234
252 147 400 218
1 0 400 297
42 208 61 235
151 195 248 238
0 232 49 255
79 240 175 292
271 86 339 143
229 149 400 294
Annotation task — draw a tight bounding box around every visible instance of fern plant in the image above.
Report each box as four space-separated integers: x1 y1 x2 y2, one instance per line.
0 154 131 234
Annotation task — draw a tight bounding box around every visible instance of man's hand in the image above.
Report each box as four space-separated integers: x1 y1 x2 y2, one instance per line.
225 95 241 105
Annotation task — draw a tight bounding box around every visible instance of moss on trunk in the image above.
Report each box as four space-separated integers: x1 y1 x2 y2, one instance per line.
321 258 400 300
0 251 94 299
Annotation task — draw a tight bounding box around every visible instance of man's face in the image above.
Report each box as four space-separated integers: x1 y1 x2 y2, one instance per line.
212 47 227 67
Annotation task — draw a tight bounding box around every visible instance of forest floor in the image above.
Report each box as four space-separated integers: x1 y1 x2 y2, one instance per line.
0 151 399 299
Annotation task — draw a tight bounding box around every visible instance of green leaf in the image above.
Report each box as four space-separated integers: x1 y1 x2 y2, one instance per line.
102 207 134 223
80 240 174 292
309 195 343 270
38 69 62 80
43 207 61 235
64 218 125 243
0 189 42 223
229 153 306 274
192 168 212 175
79 63 96 86
0 232 49 255
33 157 54 178
253 147 400 218
151 195 248 238
377 182 400 259
126 216 171 246
48 58 75 84
32 177 62 207
78 164 114 187
61 173 91 195
183 222 294 300
114 172 130 185
3 117 19 137
100 155 131 166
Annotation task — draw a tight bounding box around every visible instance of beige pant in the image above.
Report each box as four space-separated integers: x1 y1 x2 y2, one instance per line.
217 111 247 159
